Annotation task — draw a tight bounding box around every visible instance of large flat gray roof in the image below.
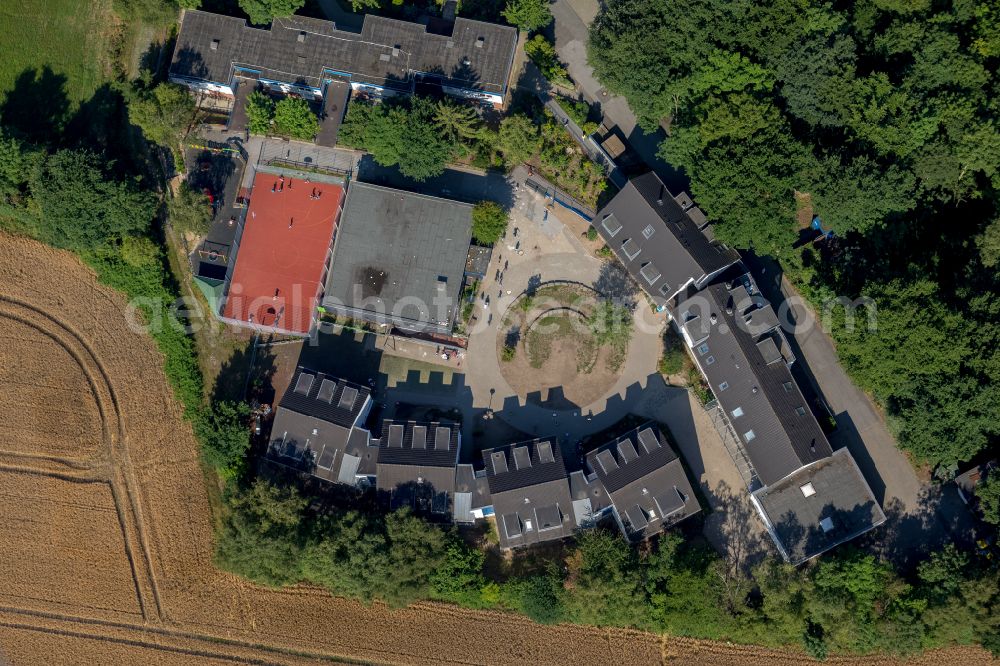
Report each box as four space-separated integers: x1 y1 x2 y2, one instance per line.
322 182 473 334
752 448 887 564
169 10 517 95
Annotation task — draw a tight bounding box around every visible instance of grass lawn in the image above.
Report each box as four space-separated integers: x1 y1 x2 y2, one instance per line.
0 0 117 104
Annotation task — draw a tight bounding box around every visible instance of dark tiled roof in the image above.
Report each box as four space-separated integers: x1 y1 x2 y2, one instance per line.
677 281 831 485
752 448 887 564
169 10 517 94
280 366 371 428
585 424 700 540
375 419 460 468
482 438 567 494
482 438 576 549
593 172 739 305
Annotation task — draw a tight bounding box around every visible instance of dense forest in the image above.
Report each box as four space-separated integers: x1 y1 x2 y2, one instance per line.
589 0 1000 470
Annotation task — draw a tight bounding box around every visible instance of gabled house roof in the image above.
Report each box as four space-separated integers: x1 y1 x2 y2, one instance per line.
751 448 887 564
169 10 517 95
677 280 831 486
482 438 577 549
266 367 372 484
585 424 700 540
592 172 739 306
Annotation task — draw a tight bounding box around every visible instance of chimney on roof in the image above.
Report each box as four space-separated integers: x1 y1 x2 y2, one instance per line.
476 36 485 48
710 313 718 325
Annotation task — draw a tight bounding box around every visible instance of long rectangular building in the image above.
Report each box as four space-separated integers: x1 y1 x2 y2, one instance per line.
677 277 886 563
169 10 517 105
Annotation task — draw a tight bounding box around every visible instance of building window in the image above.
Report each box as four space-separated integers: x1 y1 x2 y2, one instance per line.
642 224 655 239
783 381 793 392
659 283 672 296
524 519 534 531
800 482 816 497
796 406 807 416
732 407 744 418
602 214 623 237
705 355 715 365
744 430 756 442
718 381 729 391
622 238 641 260
697 343 709 356
819 516 834 533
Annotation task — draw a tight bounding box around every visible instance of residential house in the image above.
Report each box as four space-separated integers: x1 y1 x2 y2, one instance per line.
375 419 461 516
676 278 886 563
169 10 517 106
481 438 578 550
592 172 740 307
585 424 700 541
266 367 376 485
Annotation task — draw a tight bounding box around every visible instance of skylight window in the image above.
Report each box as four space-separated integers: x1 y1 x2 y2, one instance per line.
732 407 744 418
800 482 816 497
718 381 729 391
744 430 756 442
642 224 655 239
819 517 834 533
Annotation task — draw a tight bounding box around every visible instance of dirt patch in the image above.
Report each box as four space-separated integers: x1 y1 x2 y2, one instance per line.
498 286 622 410
0 232 996 665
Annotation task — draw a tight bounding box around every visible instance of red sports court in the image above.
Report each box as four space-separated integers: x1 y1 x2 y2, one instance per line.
222 172 343 335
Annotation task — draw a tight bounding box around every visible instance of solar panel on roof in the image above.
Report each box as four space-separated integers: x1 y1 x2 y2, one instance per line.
637 428 660 454
317 378 337 403
537 440 554 464
435 426 450 451
294 372 315 395
388 424 404 447
596 449 618 474
411 425 427 449
339 385 359 410
512 446 531 470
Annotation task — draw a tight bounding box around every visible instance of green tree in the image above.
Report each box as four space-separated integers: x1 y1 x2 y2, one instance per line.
194 401 251 480
127 82 195 167
524 35 570 86
497 114 542 166
975 474 1000 525
239 0 305 25
168 182 212 237
246 90 275 135
29 149 156 251
563 529 646 627
272 97 319 140
502 568 565 624
215 480 307 586
350 0 380 10
470 201 509 245
128 83 195 169
502 0 552 31
430 541 488 606
433 99 482 144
